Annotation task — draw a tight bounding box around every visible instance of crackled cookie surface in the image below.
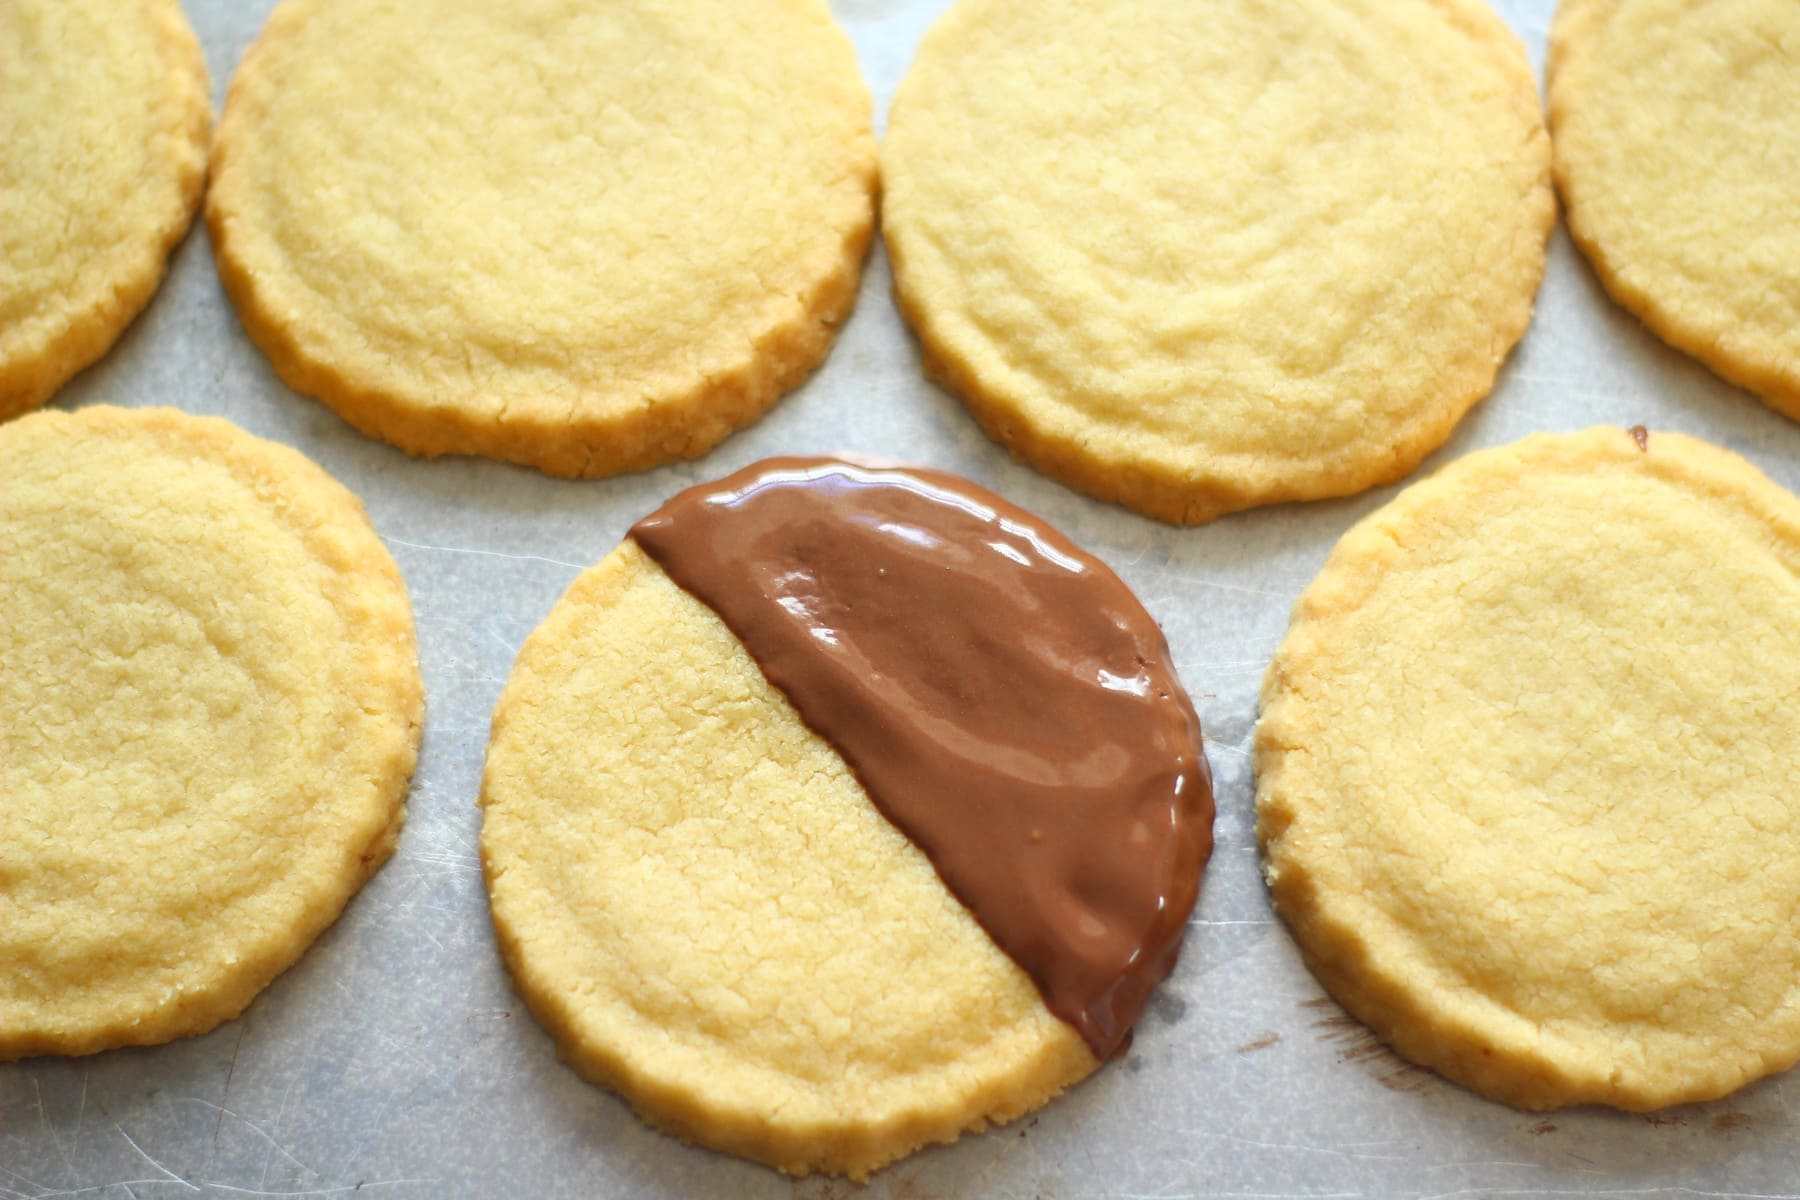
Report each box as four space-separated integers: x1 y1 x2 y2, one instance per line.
1257 428 1800 1110
882 0 1552 523
1550 0 1800 417
1 407 422 1060
0 0 209 421
480 459 1212 1178
209 0 875 476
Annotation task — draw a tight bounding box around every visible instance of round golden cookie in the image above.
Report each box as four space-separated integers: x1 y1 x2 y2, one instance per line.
479 542 1096 1179
882 0 1554 525
1 406 422 1060
1549 0 1800 417
0 0 209 422
208 0 876 477
1256 427 1800 1110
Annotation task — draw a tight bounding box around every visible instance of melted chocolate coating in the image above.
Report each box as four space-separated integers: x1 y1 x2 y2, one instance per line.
631 457 1213 1058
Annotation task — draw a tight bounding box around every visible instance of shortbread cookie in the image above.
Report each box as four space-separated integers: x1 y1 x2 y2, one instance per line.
1550 0 1800 417
882 0 1553 524
208 0 876 477
480 458 1212 1178
0 0 209 421
1256 427 1800 1110
1 407 422 1060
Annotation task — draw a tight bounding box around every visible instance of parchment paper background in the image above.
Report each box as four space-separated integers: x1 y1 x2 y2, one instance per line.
6 1 1799 1196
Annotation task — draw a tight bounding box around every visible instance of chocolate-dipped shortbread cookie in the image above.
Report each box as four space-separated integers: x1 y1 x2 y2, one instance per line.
479 458 1213 1178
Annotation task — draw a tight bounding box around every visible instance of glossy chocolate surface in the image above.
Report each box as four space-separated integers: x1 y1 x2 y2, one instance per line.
632 457 1213 1057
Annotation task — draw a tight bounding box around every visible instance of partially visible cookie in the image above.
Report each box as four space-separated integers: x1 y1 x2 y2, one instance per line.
1 407 422 1060
208 0 876 477
882 0 1552 524
480 458 1212 1178
1550 0 1799 416
1257 427 1800 1110
0 0 209 421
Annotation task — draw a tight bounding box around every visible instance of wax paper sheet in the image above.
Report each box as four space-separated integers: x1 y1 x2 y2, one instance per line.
7 2 1800 1196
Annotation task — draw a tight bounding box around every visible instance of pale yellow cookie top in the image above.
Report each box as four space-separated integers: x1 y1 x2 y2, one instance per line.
1549 0 1800 418
479 541 1094 1180
1256 427 1800 1110
1 406 422 1060
208 0 876 478
882 0 1553 524
0 0 209 422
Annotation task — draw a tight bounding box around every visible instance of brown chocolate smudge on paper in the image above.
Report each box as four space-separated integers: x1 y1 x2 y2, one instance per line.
1305 999 1437 1096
